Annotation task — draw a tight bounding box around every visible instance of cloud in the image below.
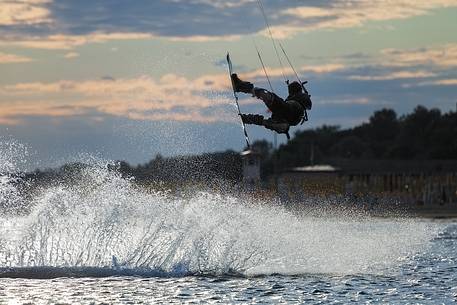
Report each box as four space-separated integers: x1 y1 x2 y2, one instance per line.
0 0 52 26
402 78 457 88
166 34 242 42
242 63 346 81
322 44 457 86
0 32 154 50
275 0 457 37
318 97 373 106
0 74 235 125
0 101 87 117
1 0 456 44
63 51 79 59
381 44 457 68
348 44 457 86
0 31 246 50
348 70 436 81
189 0 256 10
0 51 33 63
431 79 457 85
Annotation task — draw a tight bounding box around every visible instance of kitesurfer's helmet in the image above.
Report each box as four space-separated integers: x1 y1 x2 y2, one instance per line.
288 81 302 96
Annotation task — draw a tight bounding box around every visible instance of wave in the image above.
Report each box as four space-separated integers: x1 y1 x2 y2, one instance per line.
0 266 192 279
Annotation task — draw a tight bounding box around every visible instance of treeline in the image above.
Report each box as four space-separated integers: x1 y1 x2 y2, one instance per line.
117 151 242 183
25 151 243 189
257 105 457 177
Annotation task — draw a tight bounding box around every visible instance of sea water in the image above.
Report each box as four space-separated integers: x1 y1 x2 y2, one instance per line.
0 140 455 304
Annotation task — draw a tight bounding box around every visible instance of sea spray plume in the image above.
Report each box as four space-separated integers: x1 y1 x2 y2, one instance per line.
0 138 28 174
0 138 28 214
116 192 269 275
15 161 143 268
5 163 269 274
0 161 441 277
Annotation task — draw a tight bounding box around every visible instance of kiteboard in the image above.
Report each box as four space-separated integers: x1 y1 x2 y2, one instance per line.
226 53 251 149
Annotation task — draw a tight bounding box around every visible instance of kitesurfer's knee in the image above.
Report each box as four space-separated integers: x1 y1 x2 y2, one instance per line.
253 88 284 112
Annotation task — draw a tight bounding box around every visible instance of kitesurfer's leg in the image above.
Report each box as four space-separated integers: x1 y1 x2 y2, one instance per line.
231 74 285 112
253 91 290 134
253 88 286 114
231 74 288 127
240 114 289 134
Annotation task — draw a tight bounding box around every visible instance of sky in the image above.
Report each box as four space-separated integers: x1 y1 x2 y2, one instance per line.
1 0 457 170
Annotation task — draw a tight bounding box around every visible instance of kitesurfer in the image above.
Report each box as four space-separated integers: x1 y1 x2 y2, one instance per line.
230 73 312 136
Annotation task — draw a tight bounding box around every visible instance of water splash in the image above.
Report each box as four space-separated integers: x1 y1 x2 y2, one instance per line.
0 140 442 278
0 138 29 212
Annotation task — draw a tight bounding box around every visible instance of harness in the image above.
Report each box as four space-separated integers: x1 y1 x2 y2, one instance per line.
301 110 309 125
300 81 311 125
286 85 312 125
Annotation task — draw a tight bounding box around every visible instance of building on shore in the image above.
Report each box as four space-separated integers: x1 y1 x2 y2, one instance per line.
275 159 457 210
277 164 342 202
240 149 261 189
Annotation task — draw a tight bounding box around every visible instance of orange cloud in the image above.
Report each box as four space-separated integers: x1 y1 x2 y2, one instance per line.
0 51 33 63
0 0 51 26
432 79 457 85
0 99 89 126
0 31 244 50
63 52 79 59
0 74 236 125
403 78 457 88
167 34 242 42
319 97 373 106
381 44 457 68
341 44 456 82
0 32 155 50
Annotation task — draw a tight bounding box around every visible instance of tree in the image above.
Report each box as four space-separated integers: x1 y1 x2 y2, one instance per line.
330 135 372 158
369 108 399 141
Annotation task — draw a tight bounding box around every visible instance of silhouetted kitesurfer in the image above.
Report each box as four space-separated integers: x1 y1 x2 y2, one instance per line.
231 74 312 138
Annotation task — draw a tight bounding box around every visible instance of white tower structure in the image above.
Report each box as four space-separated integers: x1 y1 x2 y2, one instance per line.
240 150 261 185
